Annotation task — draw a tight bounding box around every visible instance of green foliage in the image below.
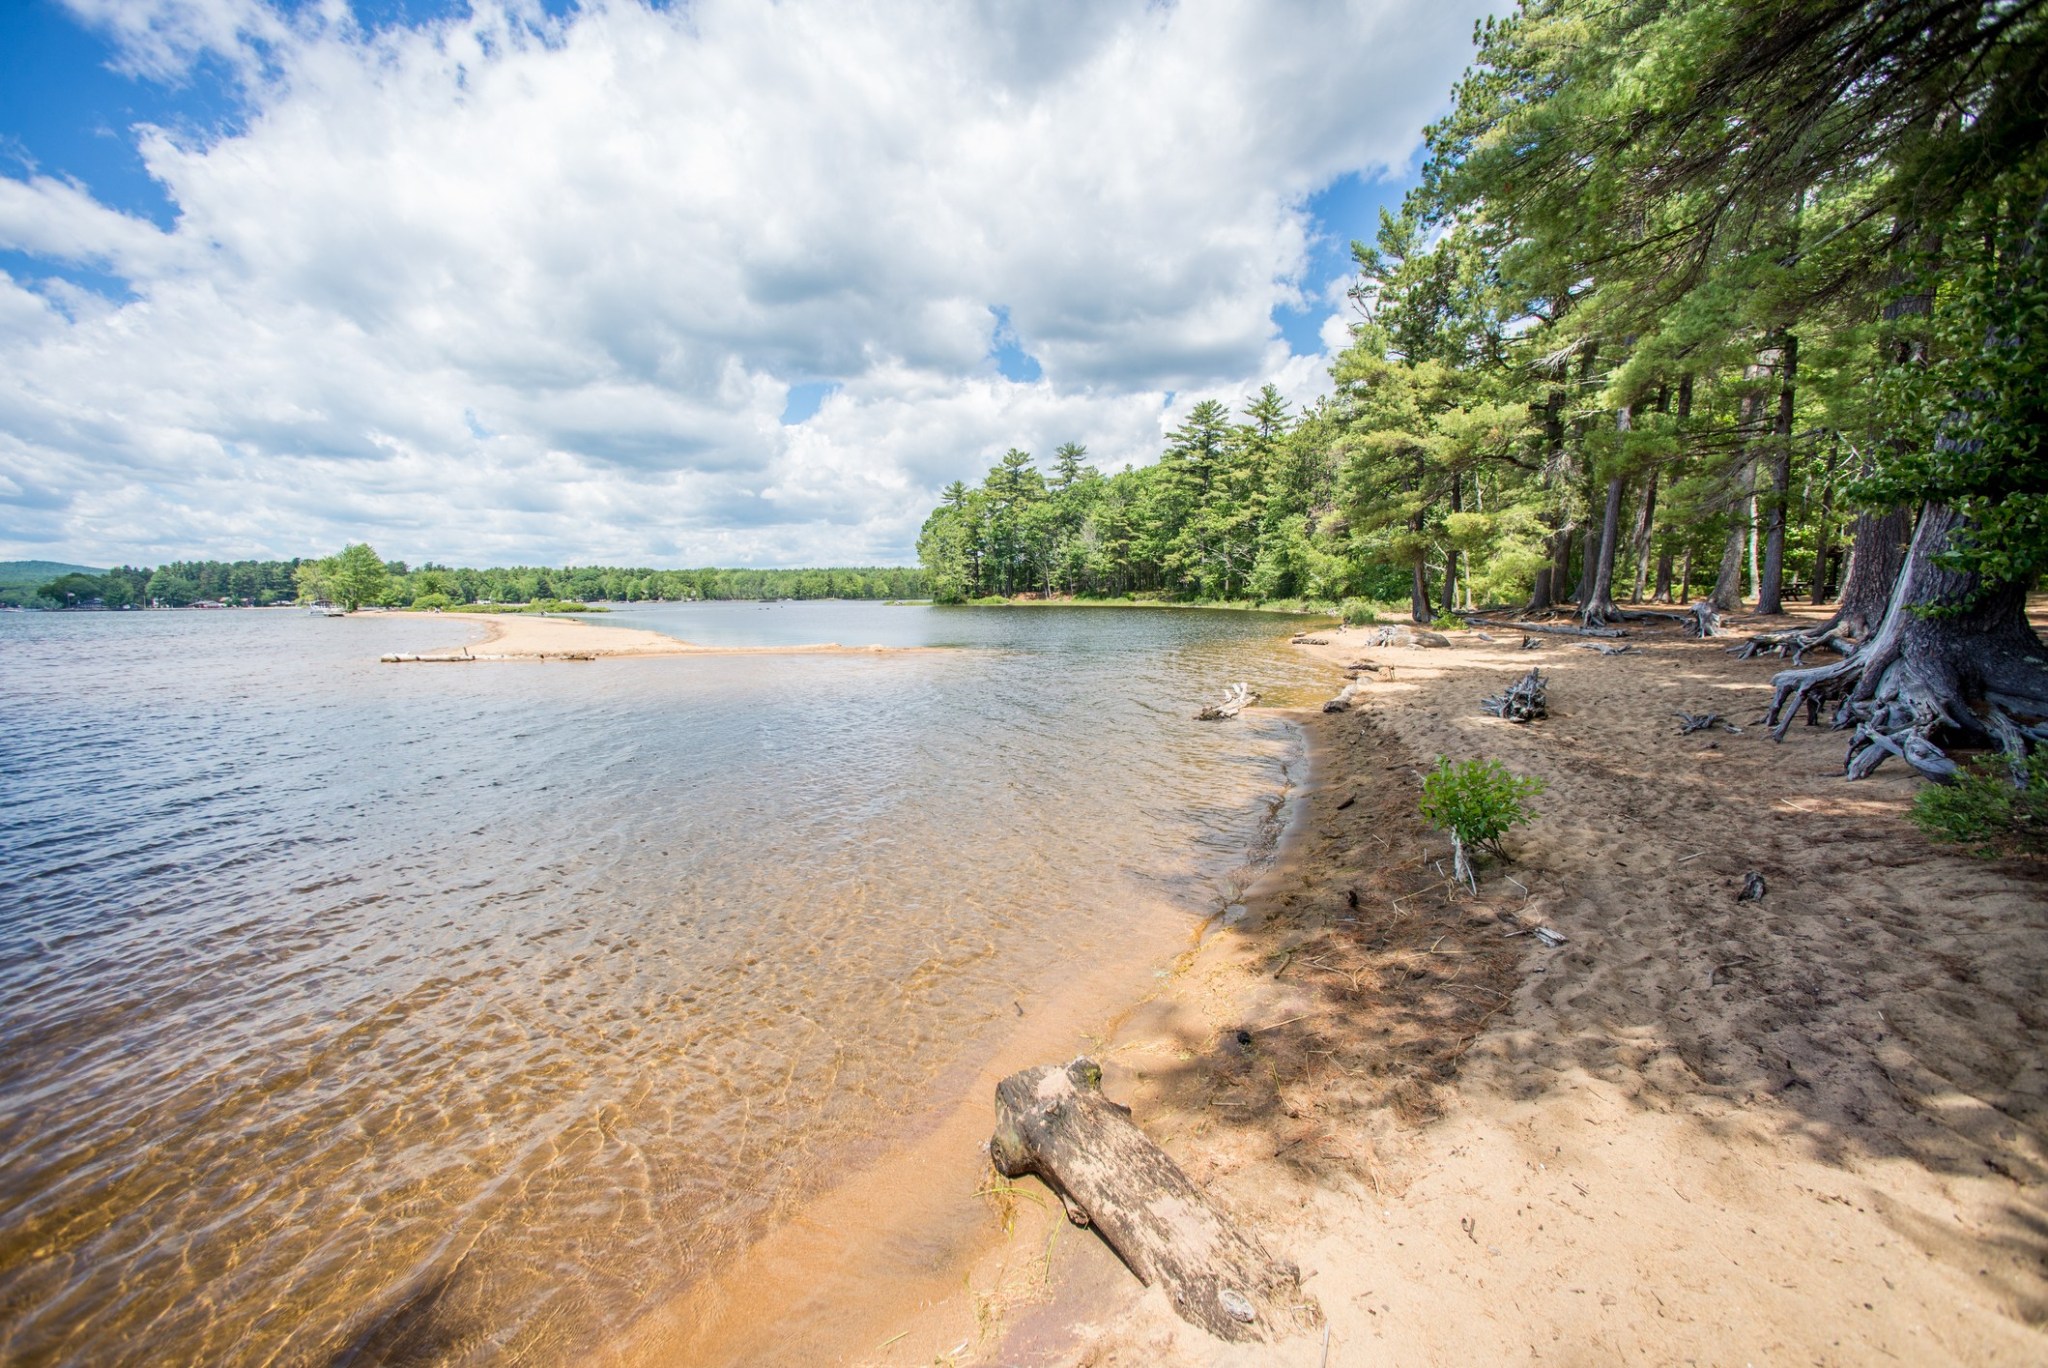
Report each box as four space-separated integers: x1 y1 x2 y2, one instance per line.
1859 162 2048 606
1418 757 1545 858
1431 611 1464 631
1912 755 2048 857
410 593 453 610
17 557 924 610
328 543 389 613
1340 598 1380 626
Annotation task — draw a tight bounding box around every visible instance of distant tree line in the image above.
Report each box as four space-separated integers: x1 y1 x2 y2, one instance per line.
28 554 925 609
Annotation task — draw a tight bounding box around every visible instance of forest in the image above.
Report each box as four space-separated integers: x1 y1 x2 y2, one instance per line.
919 0 2047 780
26 557 924 611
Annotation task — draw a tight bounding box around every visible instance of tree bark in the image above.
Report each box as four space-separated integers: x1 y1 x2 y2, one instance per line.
1836 505 1912 637
1524 384 1569 612
1710 461 1751 613
1757 335 1798 614
989 1059 1315 1343
1582 478 1627 627
1443 471 1462 615
1630 465 1658 602
1809 442 1839 606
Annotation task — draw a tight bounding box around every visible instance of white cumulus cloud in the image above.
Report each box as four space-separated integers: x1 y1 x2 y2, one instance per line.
0 0 1491 567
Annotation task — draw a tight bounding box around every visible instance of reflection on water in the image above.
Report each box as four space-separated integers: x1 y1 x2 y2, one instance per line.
0 603 1335 1366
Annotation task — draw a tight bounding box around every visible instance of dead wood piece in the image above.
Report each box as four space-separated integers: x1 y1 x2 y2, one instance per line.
989 1059 1317 1342
1684 601 1723 638
1322 682 1363 713
1674 711 1736 735
1737 871 1767 903
1362 626 1451 649
1195 682 1258 721
380 650 477 664
1511 620 1627 640
1290 634 1332 646
1576 642 1634 656
1480 667 1548 723
1531 926 1568 948
1520 636 1543 650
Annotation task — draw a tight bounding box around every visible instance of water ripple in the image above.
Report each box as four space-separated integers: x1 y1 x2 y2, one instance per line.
0 602 1332 1366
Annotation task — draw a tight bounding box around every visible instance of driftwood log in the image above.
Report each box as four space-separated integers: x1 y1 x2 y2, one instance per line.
1482 667 1548 722
1512 620 1626 639
1322 681 1363 713
1684 601 1723 638
1362 626 1450 649
989 1059 1315 1342
1194 682 1257 721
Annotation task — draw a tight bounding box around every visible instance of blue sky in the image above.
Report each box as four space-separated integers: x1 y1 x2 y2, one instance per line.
0 0 1471 568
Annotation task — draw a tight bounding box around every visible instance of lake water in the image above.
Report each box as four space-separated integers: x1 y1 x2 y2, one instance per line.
0 602 1335 1366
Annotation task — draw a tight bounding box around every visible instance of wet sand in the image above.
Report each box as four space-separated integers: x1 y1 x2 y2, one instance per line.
376 611 925 662
830 610 2048 1365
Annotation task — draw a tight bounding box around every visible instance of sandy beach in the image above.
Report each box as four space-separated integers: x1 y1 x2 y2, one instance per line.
373 610 923 662
796 610 2048 1366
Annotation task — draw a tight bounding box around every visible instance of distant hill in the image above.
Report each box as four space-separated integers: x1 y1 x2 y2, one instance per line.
0 561 101 590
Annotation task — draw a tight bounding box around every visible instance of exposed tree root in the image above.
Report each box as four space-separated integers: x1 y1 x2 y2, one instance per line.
1764 507 2048 781
1734 621 1855 665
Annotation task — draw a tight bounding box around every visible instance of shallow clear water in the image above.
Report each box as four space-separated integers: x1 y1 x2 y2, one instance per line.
0 602 1335 1366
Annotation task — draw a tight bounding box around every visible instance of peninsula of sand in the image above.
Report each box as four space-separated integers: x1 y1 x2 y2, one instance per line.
375 610 927 663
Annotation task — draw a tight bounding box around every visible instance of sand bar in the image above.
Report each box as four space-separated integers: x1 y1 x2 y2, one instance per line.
377 611 926 662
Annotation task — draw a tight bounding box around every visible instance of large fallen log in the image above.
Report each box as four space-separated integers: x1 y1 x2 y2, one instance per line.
1510 620 1627 639
989 1059 1315 1342
1194 682 1257 721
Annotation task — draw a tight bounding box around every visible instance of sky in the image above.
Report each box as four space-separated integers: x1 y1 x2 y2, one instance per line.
0 0 1492 569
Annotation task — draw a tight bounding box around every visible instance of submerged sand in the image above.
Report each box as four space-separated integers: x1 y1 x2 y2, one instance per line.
721 608 2046 1367
376 611 922 662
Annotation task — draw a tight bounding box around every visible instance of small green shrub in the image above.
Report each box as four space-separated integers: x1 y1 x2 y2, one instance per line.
1431 611 1465 632
1419 757 1545 858
1912 754 2048 856
1340 597 1380 626
411 592 453 611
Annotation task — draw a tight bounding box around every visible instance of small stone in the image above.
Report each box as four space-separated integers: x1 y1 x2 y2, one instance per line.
1218 1288 1257 1323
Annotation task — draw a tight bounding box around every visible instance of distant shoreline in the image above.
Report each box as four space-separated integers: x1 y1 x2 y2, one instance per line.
375 610 932 663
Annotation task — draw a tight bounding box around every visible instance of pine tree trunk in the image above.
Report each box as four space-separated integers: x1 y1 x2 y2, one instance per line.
1809 447 1838 606
1757 337 1797 614
1711 466 1750 613
1836 506 1912 637
1524 385 1569 613
1630 466 1658 601
1442 472 1462 617
1582 448 1627 626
